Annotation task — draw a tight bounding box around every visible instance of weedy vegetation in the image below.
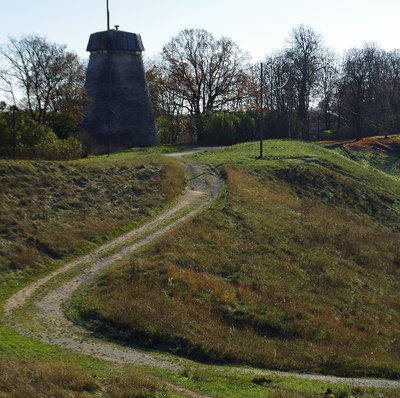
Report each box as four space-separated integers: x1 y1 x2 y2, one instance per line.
71 138 400 380
0 356 178 398
2 138 400 397
0 152 185 397
0 154 185 275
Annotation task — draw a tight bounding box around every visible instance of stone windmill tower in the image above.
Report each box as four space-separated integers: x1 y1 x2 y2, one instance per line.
83 1 158 150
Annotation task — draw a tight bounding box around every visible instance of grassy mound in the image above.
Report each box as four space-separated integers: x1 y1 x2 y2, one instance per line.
0 152 187 397
0 155 185 277
71 139 400 378
0 357 168 398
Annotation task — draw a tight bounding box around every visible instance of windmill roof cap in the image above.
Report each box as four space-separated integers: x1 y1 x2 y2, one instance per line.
87 30 145 52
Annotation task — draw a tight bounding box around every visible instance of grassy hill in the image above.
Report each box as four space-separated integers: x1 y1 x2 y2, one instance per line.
0 154 185 277
0 153 187 397
2 138 400 397
70 138 400 380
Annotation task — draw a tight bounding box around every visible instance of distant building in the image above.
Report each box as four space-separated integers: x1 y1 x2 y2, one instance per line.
83 28 158 150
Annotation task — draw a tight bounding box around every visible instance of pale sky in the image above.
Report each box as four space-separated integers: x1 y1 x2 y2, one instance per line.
1 0 399 63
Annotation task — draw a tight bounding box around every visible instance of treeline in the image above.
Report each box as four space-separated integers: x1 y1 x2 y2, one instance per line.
147 25 400 144
1 26 400 158
0 35 88 159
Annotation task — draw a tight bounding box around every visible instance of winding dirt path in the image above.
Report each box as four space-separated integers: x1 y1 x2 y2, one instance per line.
3 156 400 394
4 160 221 361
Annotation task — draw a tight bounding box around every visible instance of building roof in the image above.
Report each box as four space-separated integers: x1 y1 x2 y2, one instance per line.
86 29 145 52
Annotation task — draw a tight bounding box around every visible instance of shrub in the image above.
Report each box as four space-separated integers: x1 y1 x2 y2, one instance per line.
198 110 257 145
0 113 82 160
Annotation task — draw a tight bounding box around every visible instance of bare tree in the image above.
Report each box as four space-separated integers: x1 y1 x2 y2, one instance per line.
387 50 400 116
317 49 340 132
159 29 250 115
340 43 385 139
286 25 324 135
0 34 87 125
146 63 188 144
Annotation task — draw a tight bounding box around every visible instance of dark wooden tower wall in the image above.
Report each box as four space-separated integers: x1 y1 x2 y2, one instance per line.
83 29 158 148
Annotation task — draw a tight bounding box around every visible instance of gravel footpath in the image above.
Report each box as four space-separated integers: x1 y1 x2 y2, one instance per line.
3 156 400 394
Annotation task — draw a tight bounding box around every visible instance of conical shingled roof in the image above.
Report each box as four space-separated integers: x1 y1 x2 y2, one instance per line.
86 29 145 52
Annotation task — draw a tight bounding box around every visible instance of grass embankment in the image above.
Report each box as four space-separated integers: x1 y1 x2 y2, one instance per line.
0 357 173 398
72 138 400 381
0 153 186 397
0 154 185 276
323 136 400 178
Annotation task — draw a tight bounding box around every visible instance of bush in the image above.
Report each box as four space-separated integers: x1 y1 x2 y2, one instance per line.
198 110 257 145
0 112 82 160
46 111 82 140
33 136 83 160
156 115 189 145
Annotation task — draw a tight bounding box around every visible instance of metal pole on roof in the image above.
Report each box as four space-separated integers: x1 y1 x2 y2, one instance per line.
106 0 110 31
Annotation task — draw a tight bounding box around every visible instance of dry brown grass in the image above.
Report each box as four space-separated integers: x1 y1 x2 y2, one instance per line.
0 357 168 397
0 358 99 397
0 156 185 275
74 159 400 378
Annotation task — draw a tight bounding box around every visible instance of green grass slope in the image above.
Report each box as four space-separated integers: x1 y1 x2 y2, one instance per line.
0 154 186 398
0 155 185 275
71 139 400 379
